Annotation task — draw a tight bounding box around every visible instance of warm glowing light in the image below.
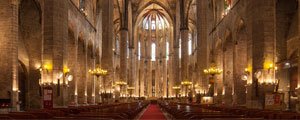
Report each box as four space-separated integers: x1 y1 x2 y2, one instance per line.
204 64 222 76
89 66 108 77
127 87 135 90
12 87 18 92
57 72 63 79
264 61 276 70
63 67 70 74
181 81 192 86
241 74 248 81
43 64 52 71
222 87 225 95
259 79 277 85
67 75 73 81
172 86 181 90
115 81 127 86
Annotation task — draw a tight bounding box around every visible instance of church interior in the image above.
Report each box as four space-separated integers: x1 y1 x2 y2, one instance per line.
0 0 300 119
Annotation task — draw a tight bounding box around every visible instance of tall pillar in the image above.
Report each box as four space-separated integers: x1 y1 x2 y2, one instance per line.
66 28 79 105
139 34 145 97
42 0 68 107
180 29 189 97
296 0 300 112
0 0 19 111
101 0 114 102
196 0 209 94
120 29 128 83
247 0 276 109
147 30 153 97
173 36 180 96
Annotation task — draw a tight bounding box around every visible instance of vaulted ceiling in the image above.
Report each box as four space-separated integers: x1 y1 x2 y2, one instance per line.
113 0 196 32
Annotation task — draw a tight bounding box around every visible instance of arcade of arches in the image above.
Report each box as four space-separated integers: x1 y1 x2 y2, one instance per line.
1 0 300 118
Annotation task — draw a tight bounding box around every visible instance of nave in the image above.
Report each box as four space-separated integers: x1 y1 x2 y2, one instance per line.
1 100 300 119
1 0 300 119
0 101 149 119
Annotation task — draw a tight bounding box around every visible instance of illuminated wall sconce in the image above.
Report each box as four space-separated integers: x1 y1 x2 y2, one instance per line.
241 74 248 81
244 68 250 75
254 70 262 79
266 63 278 73
38 64 52 73
241 68 251 81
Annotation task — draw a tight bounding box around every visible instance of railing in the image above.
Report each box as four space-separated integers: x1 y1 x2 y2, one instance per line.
68 0 97 32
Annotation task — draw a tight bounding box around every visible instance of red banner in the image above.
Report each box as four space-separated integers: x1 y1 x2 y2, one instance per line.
43 86 53 109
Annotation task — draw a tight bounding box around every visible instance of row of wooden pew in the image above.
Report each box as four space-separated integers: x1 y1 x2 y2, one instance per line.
159 101 300 119
0 101 149 119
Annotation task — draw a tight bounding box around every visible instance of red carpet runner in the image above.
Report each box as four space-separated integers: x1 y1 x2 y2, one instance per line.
140 104 166 120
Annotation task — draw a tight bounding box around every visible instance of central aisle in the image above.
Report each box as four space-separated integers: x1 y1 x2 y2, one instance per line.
139 104 166 120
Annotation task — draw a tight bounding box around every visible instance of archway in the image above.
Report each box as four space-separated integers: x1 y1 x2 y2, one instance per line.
134 3 173 98
19 0 42 109
18 61 27 111
288 50 298 110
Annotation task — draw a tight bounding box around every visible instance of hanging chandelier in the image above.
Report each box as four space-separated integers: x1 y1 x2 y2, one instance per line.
203 63 222 76
89 66 108 77
115 81 127 86
181 81 193 86
172 86 181 90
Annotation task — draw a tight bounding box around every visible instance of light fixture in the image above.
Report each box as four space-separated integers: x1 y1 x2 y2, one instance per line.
89 66 108 77
244 68 250 75
204 63 222 76
57 72 64 79
254 70 262 79
172 86 181 98
181 80 192 97
116 80 127 98
181 81 192 86
67 75 73 81
241 74 248 81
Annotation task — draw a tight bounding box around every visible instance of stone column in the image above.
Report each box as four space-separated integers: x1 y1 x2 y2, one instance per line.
66 28 78 106
196 0 209 94
147 30 153 97
180 28 189 96
101 0 114 102
296 0 300 112
128 46 134 88
0 0 19 111
173 33 180 97
233 32 247 105
119 28 128 82
247 0 276 109
140 34 145 97
42 0 68 107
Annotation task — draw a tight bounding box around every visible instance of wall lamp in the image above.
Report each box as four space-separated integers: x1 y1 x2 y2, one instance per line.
267 63 278 73
38 64 52 73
